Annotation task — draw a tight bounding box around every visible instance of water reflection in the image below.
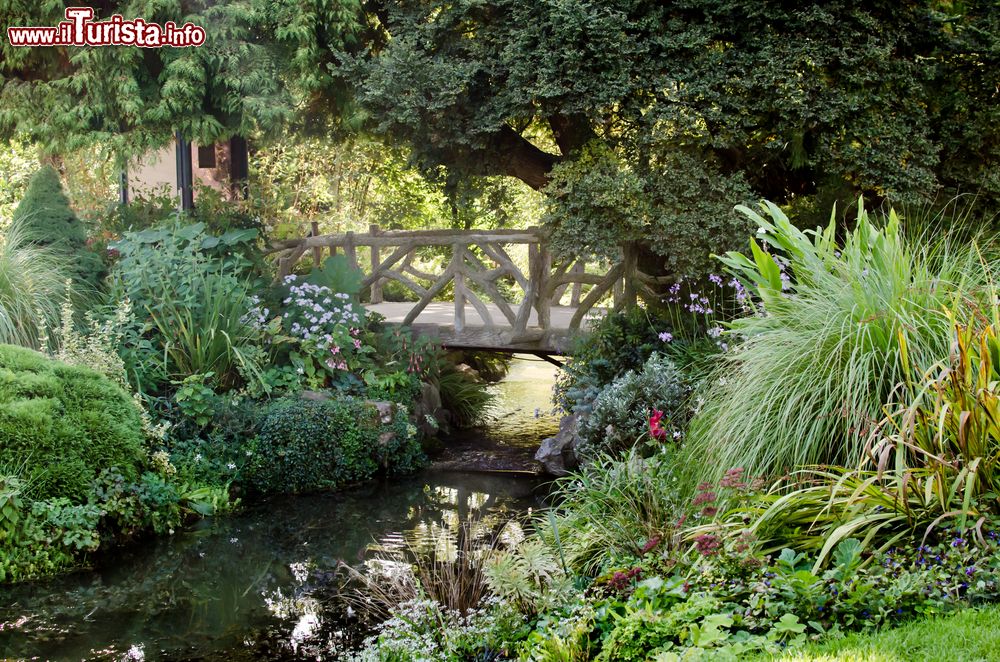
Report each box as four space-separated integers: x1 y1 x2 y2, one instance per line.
484 357 562 449
1 355 560 660
0 471 545 661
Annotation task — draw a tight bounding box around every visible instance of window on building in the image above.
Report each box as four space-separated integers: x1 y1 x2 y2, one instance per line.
197 144 216 168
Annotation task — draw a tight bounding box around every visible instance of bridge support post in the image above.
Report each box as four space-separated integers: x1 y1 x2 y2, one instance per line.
345 231 358 270
535 244 552 329
311 221 323 267
617 241 639 311
452 243 466 333
369 224 383 304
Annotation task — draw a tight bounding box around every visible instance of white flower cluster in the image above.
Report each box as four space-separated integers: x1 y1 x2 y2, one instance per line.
242 294 271 330
281 275 360 341
344 598 518 662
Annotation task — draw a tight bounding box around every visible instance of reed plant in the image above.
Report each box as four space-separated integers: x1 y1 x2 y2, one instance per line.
685 200 998 482
697 319 1000 570
538 448 685 576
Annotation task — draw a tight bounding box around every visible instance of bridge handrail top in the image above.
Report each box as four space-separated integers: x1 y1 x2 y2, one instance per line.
267 227 546 254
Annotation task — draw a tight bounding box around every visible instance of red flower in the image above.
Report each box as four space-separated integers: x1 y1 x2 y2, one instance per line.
692 491 717 506
694 533 721 556
640 536 661 554
720 467 747 489
649 409 667 439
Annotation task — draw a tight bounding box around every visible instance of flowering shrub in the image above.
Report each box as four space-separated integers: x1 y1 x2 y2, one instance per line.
346 598 525 662
576 353 689 460
261 276 444 402
260 275 373 390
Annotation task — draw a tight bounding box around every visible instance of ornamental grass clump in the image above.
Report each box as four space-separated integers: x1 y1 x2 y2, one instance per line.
686 199 997 481
729 320 1000 567
0 217 74 348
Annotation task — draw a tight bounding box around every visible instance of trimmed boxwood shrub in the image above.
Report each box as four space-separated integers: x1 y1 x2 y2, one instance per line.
0 344 145 500
245 396 423 494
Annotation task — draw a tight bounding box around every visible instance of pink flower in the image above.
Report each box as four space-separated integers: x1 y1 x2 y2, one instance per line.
640 536 661 554
692 491 717 506
353 338 362 350
694 533 721 556
649 409 667 439
331 346 341 355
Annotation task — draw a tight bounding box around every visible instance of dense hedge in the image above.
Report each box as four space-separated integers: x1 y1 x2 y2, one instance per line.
0 345 145 500
245 396 423 494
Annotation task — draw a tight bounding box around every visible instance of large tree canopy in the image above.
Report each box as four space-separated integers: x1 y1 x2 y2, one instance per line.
2 1 998 274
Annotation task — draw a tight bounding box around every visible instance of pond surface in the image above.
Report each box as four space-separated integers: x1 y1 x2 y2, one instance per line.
0 356 561 662
0 472 546 661
432 355 562 472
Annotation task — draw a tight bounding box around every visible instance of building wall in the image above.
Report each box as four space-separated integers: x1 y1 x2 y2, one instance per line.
128 139 237 204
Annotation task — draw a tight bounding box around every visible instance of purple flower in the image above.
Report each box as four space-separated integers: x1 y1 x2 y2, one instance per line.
659 332 673 342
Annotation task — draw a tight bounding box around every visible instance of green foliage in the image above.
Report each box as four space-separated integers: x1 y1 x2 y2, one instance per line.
0 216 73 348
687 200 995 481
7 2 1000 272
245 396 422 494
516 528 1000 661
726 321 1000 565
310 254 363 298
0 344 145 501
0 462 231 584
163 394 259 487
344 1 1000 256
173 373 218 428
485 539 566 615
348 598 526 662
556 308 673 415
541 450 685 576
110 222 265 393
12 165 103 287
0 1 362 152
0 494 101 583
0 138 37 222
544 145 754 278
577 353 688 461
435 366 495 428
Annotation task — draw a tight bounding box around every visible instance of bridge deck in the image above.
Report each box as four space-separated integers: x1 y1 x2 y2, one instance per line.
366 302 596 354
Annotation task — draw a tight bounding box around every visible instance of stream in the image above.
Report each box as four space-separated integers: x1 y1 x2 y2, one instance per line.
0 357 561 661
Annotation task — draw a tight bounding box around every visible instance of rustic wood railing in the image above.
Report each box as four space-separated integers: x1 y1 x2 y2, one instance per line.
265 224 643 351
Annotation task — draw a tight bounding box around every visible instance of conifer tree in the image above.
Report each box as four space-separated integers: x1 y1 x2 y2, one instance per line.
12 166 102 287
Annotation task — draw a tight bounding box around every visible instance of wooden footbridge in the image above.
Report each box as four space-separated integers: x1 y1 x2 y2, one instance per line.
267 225 649 356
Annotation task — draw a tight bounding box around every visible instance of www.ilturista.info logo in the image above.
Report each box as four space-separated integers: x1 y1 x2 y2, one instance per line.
6 7 205 48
